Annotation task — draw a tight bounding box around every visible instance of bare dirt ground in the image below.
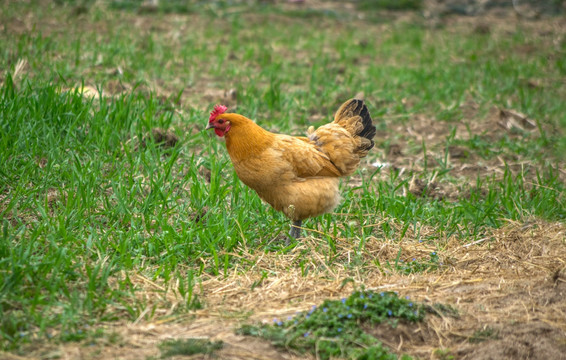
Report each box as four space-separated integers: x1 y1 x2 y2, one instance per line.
2 2 566 360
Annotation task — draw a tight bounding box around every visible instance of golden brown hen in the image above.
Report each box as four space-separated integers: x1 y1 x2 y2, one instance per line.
206 99 376 239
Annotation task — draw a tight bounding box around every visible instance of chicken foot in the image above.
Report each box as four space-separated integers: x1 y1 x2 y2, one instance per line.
289 220 302 239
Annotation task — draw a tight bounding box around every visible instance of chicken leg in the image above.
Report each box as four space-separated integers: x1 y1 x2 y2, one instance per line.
289 220 302 239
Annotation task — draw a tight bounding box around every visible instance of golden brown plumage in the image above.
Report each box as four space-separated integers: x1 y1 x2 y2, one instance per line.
206 99 376 238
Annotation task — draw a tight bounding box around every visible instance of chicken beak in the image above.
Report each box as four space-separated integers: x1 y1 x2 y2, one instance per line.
205 122 214 130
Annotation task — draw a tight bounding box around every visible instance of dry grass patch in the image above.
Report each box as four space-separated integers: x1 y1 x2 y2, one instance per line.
13 219 563 360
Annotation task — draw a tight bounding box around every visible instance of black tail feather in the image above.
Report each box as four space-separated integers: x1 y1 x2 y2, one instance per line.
352 99 376 150
333 98 377 152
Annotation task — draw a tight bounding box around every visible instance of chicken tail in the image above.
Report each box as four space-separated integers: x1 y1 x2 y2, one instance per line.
306 99 376 177
333 99 376 157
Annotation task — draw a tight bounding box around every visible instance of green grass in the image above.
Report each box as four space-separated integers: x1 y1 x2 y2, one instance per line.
1 0 565 353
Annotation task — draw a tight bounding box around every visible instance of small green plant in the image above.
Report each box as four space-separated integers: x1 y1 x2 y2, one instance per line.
468 327 499 343
238 289 423 359
433 348 455 360
159 338 223 358
388 251 440 275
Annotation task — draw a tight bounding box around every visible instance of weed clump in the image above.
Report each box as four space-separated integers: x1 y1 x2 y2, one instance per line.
239 289 423 359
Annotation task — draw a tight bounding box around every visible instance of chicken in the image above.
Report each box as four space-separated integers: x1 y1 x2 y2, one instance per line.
206 99 376 239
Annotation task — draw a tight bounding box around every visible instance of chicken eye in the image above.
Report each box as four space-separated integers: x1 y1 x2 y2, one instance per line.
218 119 224 124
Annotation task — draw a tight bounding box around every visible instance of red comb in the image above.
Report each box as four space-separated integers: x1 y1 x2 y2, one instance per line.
209 104 227 122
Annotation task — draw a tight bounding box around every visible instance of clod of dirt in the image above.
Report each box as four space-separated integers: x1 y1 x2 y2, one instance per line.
226 88 237 101
70 5 89 16
189 207 208 224
358 39 369 48
473 23 491 34
526 78 542 89
105 79 127 95
408 176 462 201
498 108 537 132
448 145 470 159
387 143 404 158
409 178 427 197
150 128 179 148
408 177 446 199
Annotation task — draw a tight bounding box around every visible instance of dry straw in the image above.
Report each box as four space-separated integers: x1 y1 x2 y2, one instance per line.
89 219 566 359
